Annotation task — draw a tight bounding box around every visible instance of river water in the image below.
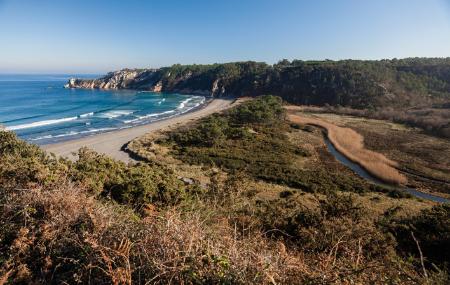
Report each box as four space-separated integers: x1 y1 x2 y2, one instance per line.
324 138 449 203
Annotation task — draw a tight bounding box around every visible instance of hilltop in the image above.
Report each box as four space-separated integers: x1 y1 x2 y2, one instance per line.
67 58 450 108
67 58 450 138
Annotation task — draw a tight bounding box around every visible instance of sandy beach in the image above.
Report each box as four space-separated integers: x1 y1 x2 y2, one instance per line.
42 98 235 162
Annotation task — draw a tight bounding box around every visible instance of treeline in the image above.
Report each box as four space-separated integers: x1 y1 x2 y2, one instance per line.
150 58 450 109
81 58 450 136
130 58 446 138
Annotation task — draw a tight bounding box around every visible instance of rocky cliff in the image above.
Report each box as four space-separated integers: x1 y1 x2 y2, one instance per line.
66 68 223 96
66 69 161 90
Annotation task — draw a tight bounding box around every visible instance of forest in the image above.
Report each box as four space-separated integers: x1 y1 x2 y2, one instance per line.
84 58 450 137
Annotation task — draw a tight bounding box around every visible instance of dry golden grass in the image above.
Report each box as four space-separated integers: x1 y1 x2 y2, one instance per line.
288 113 407 185
1 185 304 284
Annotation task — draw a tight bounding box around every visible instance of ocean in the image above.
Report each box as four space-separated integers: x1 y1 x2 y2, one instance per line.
0 74 205 144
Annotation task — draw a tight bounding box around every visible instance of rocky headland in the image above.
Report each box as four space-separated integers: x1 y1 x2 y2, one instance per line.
66 68 223 96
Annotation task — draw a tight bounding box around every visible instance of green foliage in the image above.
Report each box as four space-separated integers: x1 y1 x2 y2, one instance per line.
70 148 185 206
166 96 368 194
383 204 450 271
170 95 284 148
124 58 450 109
170 114 229 147
0 131 184 207
228 95 284 124
251 192 395 259
0 131 68 188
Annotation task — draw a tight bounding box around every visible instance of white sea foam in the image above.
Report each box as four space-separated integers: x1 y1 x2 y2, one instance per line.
23 96 205 140
97 110 134 119
6 116 78 131
177 98 193 109
79 112 94 118
124 96 205 124
30 127 117 141
123 110 176 124
157 98 166 105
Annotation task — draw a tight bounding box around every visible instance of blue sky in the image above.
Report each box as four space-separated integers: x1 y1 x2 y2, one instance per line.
0 0 449 73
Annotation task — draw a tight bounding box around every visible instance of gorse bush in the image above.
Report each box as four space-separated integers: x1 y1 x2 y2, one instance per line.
0 185 297 284
170 114 229 147
1 94 449 283
0 131 185 208
383 204 450 272
0 131 68 189
71 148 185 206
166 96 369 194
0 132 449 283
228 95 284 124
170 95 284 147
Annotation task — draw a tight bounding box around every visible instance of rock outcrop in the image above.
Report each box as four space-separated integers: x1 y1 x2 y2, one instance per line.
66 68 222 96
66 69 160 90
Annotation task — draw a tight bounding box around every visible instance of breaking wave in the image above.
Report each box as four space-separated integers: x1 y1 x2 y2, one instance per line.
30 127 117 141
6 116 78 131
97 110 134 119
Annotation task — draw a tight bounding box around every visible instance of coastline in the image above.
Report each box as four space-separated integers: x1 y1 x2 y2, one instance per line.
42 98 236 162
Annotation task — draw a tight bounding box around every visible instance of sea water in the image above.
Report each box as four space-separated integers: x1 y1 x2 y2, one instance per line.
0 74 205 144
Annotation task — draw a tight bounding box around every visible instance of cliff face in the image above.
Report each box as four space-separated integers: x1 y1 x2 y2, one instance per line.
66 68 222 96
66 69 162 90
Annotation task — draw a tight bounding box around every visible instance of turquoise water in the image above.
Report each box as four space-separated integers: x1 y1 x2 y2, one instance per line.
0 74 205 144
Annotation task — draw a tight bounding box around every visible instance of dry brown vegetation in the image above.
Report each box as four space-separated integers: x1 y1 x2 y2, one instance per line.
2 97 449 284
0 184 300 284
287 112 408 185
299 105 450 139
2 174 441 284
294 110 450 197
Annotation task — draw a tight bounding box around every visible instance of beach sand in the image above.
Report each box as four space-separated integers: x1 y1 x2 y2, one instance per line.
42 98 235 162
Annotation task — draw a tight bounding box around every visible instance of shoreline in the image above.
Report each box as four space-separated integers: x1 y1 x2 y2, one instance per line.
42 98 236 162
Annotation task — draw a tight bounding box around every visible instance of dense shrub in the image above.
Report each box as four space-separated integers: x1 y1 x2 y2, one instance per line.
228 95 284 124
170 114 229 147
0 131 185 207
1 126 448 283
167 96 368 194
0 131 68 189
384 204 450 272
0 186 296 284
70 148 185 206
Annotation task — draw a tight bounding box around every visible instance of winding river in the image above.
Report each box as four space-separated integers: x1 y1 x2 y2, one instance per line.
324 137 449 203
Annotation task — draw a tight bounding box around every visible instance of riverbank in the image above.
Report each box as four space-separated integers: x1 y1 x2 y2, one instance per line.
286 108 449 203
42 98 236 162
287 113 407 185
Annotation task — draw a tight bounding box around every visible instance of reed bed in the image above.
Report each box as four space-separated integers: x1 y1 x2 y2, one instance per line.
288 113 407 185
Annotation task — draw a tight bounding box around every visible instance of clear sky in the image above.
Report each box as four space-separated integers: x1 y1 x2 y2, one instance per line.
1 0 449 73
